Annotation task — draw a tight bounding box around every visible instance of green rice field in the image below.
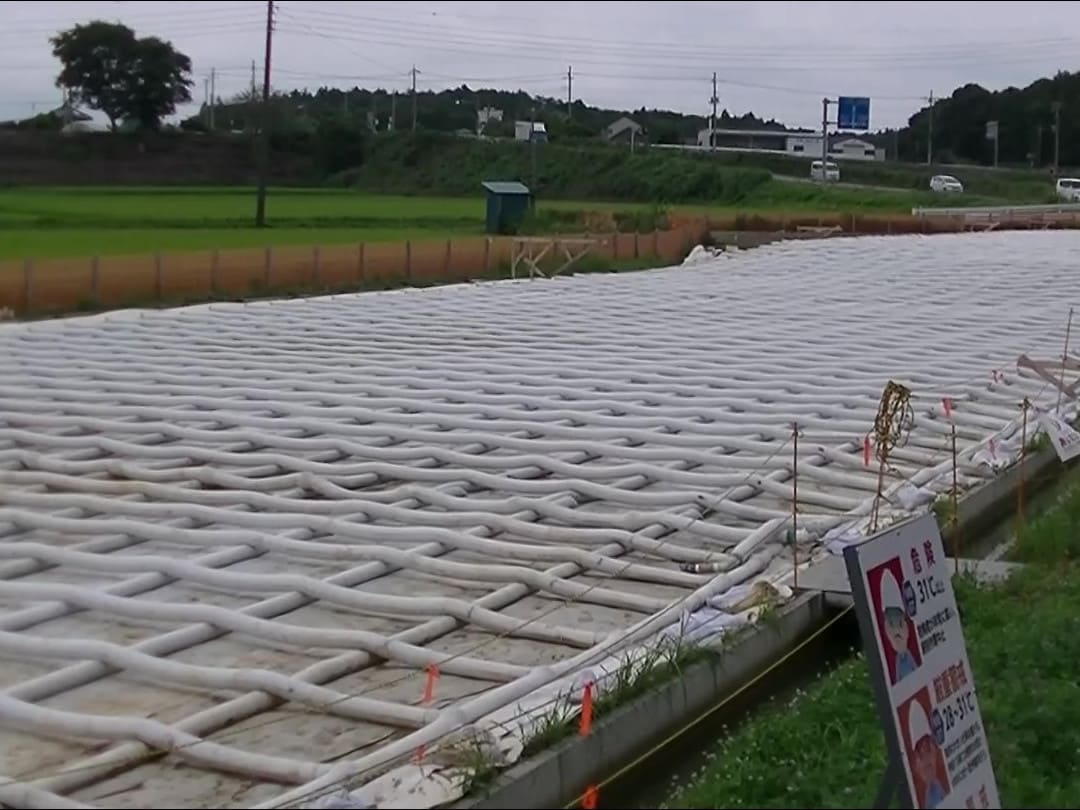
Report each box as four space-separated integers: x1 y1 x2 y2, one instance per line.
0 183 986 260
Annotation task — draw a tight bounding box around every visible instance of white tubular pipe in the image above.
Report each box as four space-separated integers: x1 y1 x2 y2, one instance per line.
0 508 672 613
0 435 765 509
0 777 95 810
254 548 779 809
0 695 325 785
0 581 528 683
0 392 985 452
26 451 732 799
0 412 761 487
0 629 433 728
0 469 730 570
0 542 601 649
18 455 727 558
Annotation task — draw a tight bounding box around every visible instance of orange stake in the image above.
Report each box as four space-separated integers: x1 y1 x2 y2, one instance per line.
414 664 440 763
422 663 440 704
579 681 594 737
582 785 599 809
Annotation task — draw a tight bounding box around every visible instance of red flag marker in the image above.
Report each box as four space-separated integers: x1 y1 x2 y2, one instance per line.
414 664 440 763
863 435 871 467
579 681 594 737
942 397 953 418
582 785 599 809
422 664 440 704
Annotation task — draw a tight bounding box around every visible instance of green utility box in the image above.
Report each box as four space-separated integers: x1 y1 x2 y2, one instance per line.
481 181 533 235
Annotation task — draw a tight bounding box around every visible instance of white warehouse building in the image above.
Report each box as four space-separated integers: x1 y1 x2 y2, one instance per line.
786 134 884 162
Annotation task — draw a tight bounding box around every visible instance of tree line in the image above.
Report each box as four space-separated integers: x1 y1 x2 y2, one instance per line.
28 18 1080 171
898 71 1080 168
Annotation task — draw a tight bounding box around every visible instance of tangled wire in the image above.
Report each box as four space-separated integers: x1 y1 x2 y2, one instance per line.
869 380 915 531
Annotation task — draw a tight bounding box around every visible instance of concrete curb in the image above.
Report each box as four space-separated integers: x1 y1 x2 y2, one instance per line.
455 592 829 810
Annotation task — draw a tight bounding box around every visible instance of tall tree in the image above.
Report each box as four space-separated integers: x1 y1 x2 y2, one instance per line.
50 21 136 130
50 20 193 131
126 36 194 129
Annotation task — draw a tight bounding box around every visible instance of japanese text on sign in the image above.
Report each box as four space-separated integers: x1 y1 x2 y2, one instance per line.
844 513 1000 809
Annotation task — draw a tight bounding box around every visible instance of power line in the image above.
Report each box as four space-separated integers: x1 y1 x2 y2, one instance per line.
275 6 1080 68
271 20 1080 77
280 5 1080 63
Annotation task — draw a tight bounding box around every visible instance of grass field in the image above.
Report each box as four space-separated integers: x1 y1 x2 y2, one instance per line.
0 182 1002 260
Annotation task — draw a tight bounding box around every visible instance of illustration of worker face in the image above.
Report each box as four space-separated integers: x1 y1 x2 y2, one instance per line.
884 605 910 652
914 736 936 783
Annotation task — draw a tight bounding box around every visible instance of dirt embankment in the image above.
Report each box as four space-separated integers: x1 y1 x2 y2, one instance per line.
0 131 317 187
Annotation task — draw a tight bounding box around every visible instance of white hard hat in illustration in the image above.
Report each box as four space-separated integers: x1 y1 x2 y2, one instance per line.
908 699 932 745
880 569 904 613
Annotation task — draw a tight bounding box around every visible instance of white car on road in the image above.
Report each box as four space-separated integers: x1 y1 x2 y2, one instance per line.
810 160 840 183
1056 177 1080 202
930 174 964 193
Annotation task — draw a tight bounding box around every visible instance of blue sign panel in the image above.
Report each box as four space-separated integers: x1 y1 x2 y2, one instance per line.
837 96 871 130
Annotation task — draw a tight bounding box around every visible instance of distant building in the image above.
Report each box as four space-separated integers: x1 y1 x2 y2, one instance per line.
604 117 645 145
829 137 884 162
786 134 883 162
696 127 792 150
478 106 503 129
514 120 547 143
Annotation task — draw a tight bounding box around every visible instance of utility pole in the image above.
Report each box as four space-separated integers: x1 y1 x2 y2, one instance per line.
390 92 397 131
567 65 573 118
254 0 274 228
203 77 210 127
209 67 216 130
408 65 416 132
530 103 538 190
709 72 718 150
820 96 830 184
1053 101 1062 174
250 60 257 96
926 90 933 166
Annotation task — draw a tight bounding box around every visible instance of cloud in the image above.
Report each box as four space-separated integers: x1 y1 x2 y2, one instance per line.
2 0 1078 129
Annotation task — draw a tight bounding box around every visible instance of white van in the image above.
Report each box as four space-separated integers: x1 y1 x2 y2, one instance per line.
810 160 840 183
1056 178 1080 202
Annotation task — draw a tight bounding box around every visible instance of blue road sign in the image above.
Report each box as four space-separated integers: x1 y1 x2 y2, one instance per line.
837 96 871 130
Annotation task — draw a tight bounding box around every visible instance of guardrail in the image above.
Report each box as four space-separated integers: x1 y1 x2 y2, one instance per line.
911 202 1080 217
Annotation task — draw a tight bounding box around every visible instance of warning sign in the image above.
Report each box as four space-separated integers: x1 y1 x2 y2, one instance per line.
1035 407 1080 463
844 513 1000 809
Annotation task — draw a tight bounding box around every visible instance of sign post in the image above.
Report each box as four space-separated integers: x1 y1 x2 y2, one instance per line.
844 513 1000 809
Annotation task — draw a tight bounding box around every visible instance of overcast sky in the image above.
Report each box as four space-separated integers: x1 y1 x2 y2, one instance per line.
2 0 1078 130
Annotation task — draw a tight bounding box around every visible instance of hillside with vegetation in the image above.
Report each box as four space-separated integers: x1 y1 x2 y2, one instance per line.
898 70 1080 168
182 84 791 146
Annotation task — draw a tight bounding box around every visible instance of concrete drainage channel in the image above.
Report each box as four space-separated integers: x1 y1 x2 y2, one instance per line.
455 444 1069 810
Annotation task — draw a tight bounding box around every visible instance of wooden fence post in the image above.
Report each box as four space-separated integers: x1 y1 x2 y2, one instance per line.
22 258 32 314
357 243 366 284
154 252 163 300
210 249 220 295
90 256 100 301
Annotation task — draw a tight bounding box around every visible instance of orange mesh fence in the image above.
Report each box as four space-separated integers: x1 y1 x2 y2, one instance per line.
0 217 1019 317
